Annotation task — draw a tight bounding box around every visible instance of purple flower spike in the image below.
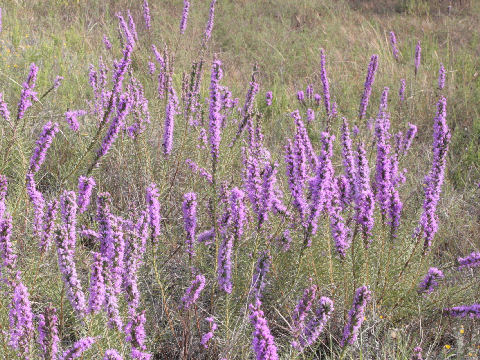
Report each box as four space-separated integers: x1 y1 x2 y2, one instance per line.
249 300 279 360
8 276 34 358
64 110 86 132
354 142 375 245
444 304 480 318
103 35 112 50
250 250 271 301
162 79 178 156
295 296 334 351
410 346 423 360
17 63 39 121
125 310 151 359
418 267 444 294
61 337 96 360
87 252 105 314
37 304 60 360
185 159 213 183
203 0 217 44
143 0 151 29
201 317 218 349
29 122 59 174
359 54 378 120
389 31 400 60
181 274 206 309
182 192 197 258
208 58 223 163
438 63 446 90
40 200 58 254
399 79 406 102
418 97 450 252
146 183 161 242
104 349 123 360
180 0 190 34
292 284 317 337
266 91 273 106
415 41 421 76
341 286 372 347
0 213 17 280
297 90 305 102
458 251 480 270
77 176 96 213
320 48 331 115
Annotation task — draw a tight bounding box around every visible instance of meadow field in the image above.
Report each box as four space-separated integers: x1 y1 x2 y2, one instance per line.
0 0 479 359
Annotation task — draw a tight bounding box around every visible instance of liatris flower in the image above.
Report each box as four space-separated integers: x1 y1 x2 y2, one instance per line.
208 58 223 163
105 279 123 330
399 78 406 102
162 79 178 155
60 191 77 248
197 228 215 244
232 77 259 146
143 0 151 29
87 252 105 314
185 159 213 183
148 61 155 75
418 97 450 252
40 200 58 254
127 10 138 43
295 297 334 351
54 226 87 318
125 311 151 359
0 174 7 219
182 192 197 258
179 0 190 34
328 181 351 257
297 90 305 102
458 251 480 269
228 188 246 240
291 284 317 337
341 286 372 347
217 234 233 293
123 213 148 314
400 123 417 155
389 31 400 60
341 118 356 204
443 304 480 318
250 251 271 301
112 44 134 98
29 122 59 174
126 76 150 139
257 162 286 227
104 349 123 360
438 63 446 90
314 93 321 106
97 192 114 258
0 213 16 280
64 110 86 132
53 76 63 91
266 91 273 106
37 305 59 360
320 48 331 115
201 317 218 348
181 274 206 309
0 93 11 125
9 275 34 358
61 337 96 360
354 143 375 245
249 300 279 360
284 139 307 223
17 63 39 121
103 35 112 50
410 346 423 360
306 84 314 99
387 187 402 236
146 183 161 241
414 41 421 76
307 132 335 239
359 54 378 120
109 216 125 297
26 173 45 239
418 267 444 294
306 108 315 123
77 176 95 213
203 0 217 44
97 93 132 158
